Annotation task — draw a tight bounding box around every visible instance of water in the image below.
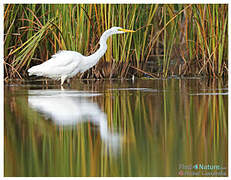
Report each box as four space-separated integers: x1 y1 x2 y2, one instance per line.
4 78 228 177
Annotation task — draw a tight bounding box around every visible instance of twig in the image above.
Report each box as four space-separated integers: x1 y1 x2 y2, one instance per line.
129 65 158 78
4 61 23 79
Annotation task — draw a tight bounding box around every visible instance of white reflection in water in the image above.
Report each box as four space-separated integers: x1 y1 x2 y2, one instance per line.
28 89 122 154
109 87 157 92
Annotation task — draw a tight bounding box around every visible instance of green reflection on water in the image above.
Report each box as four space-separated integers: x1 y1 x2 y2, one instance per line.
4 79 228 177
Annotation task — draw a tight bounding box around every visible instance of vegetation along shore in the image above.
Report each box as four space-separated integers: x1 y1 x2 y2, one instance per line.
4 4 228 81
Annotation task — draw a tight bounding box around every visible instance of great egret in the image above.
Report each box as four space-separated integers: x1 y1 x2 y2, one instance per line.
28 27 135 86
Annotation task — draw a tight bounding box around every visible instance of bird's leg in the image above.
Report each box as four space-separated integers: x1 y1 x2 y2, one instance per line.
66 79 71 87
61 76 67 86
45 79 48 88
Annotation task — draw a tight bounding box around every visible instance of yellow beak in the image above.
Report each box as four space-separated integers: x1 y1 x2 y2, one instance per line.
118 28 136 33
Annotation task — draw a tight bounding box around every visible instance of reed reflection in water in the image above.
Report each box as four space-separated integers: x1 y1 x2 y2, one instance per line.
4 79 228 177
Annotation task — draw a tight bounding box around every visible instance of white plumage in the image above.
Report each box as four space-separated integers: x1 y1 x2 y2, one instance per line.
28 27 135 86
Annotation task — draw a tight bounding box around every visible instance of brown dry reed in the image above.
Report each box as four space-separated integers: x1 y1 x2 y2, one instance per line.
4 4 228 81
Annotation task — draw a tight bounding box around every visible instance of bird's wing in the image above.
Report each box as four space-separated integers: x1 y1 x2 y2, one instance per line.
45 51 83 76
49 50 83 66
28 50 83 78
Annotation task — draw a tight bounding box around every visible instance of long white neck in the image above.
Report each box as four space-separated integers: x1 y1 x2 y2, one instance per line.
87 30 112 64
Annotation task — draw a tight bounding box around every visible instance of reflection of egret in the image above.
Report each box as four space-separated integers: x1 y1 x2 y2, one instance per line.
28 27 135 86
28 89 122 152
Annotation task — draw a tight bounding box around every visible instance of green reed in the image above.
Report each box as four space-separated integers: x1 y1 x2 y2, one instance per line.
4 4 228 80
184 4 228 77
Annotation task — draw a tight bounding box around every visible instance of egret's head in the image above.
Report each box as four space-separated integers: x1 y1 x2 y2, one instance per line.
109 27 136 34
100 27 135 44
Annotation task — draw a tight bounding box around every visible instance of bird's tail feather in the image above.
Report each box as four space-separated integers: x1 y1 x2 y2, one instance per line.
27 65 42 76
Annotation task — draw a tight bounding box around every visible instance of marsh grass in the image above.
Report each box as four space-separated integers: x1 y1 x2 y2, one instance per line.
4 4 228 80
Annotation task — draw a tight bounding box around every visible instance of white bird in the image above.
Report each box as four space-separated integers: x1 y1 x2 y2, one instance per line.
28 27 135 86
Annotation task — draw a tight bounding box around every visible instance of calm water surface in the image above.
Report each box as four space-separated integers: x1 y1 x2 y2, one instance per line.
4 78 228 177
